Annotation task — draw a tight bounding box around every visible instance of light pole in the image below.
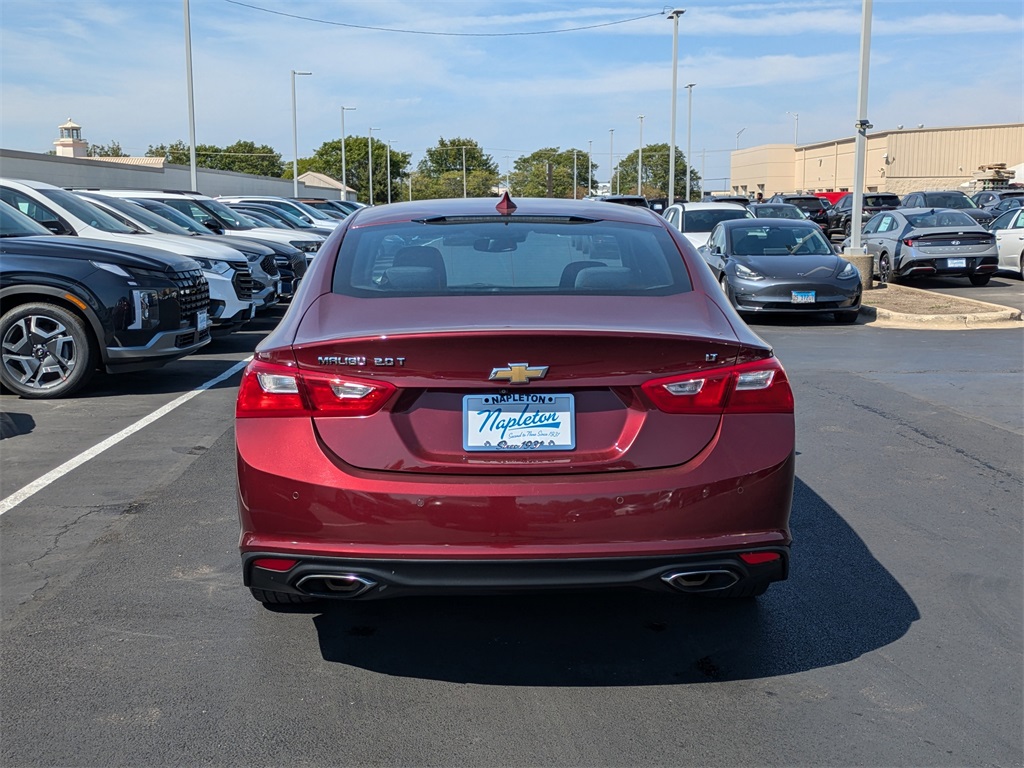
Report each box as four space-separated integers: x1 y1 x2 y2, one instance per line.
787 111 799 145
462 146 467 198
587 139 593 194
667 8 685 205
183 0 197 191
504 155 511 194
290 70 312 197
736 127 746 149
573 150 578 199
685 83 695 202
637 114 645 195
367 127 378 205
609 128 614 194
846 0 875 289
340 105 356 201
386 140 394 204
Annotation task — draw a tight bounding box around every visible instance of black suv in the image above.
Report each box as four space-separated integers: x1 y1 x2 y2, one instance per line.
825 192 901 241
0 202 210 398
766 194 829 230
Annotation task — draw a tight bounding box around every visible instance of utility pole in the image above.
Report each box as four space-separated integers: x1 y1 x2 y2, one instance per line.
340 106 356 200
637 114 645 195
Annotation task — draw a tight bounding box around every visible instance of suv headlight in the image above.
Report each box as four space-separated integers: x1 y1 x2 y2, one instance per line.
128 289 161 330
290 240 320 253
194 257 232 274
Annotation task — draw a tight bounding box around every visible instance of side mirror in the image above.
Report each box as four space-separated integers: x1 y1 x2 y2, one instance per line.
204 220 225 235
42 220 71 235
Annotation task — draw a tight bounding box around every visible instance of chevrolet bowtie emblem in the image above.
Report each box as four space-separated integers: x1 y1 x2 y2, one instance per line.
489 363 549 385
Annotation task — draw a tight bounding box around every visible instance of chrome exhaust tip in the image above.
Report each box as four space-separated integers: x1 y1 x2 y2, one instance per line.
661 569 740 593
296 573 378 598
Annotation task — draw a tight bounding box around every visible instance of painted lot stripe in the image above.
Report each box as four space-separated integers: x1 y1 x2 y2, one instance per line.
0 357 252 517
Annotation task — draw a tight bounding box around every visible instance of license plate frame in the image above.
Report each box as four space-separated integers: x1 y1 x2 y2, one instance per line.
196 310 209 331
791 290 816 304
463 393 575 452
946 258 967 268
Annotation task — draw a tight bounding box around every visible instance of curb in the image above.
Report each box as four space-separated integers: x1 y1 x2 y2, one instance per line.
860 283 1022 327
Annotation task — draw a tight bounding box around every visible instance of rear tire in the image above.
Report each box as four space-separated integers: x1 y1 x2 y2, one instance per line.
968 274 991 286
250 588 316 605
0 302 95 398
877 253 892 284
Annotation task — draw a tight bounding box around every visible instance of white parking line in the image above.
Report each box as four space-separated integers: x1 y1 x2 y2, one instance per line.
0 357 252 517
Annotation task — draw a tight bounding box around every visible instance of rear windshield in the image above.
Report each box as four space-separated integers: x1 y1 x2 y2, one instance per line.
904 210 977 228
923 193 975 209
333 219 691 297
865 195 900 207
788 197 825 211
753 205 806 220
729 224 834 256
681 208 751 232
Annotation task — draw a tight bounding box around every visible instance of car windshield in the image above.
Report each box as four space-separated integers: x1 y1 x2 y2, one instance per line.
865 195 900 207
80 195 192 236
729 224 834 256
681 208 750 232
753 205 806 220
0 202 52 236
256 205 314 229
200 198 255 228
38 188 136 233
133 199 211 234
335 219 691 297
924 193 976 209
904 210 977 228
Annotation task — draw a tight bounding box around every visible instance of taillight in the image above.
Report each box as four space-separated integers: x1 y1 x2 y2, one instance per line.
903 238 915 247
642 357 793 415
236 359 396 418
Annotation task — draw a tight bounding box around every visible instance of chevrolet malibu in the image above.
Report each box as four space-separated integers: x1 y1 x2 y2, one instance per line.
236 195 795 605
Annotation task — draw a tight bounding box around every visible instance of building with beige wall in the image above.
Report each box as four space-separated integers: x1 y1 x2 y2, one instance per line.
730 123 1023 199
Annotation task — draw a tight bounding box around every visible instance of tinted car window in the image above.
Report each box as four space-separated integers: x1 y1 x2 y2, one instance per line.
681 208 750 232
37 188 137 233
904 210 976 228
334 220 690 297
728 224 833 256
923 193 975 209
864 195 900 207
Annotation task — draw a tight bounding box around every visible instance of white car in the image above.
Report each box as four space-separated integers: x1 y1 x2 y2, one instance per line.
662 202 754 249
0 179 254 336
989 207 1024 277
217 195 341 229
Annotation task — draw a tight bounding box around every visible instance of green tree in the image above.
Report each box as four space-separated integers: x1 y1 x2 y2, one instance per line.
297 137 410 205
509 147 595 198
146 139 284 177
88 141 128 157
615 143 701 201
413 137 499 199
146 140 190 164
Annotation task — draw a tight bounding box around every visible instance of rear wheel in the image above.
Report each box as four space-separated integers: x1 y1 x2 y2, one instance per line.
843 220 852 238
0 303 95 398
968 274 991 286
877 253 892 284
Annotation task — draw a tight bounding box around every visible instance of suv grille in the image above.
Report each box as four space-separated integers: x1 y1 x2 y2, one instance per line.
260 254 280 277
229 263 255 300
171 268 210 315
290 252 308 278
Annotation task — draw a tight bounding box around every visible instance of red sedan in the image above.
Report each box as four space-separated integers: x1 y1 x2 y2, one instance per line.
235 194 795 605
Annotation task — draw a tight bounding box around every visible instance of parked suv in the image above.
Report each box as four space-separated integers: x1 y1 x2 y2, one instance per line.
0 179 252 337
899 190 995 226
88 190 311 299
825 192 901 241
766 194 829 230
217 195 341 229
0 202 210 398
971 188 1024 210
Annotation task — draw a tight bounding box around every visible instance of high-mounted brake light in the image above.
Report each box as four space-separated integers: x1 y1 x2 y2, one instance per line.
642 357 793 415
236 359 396 418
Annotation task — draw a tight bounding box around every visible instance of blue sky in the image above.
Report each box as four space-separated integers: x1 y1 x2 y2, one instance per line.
2 0 1022 190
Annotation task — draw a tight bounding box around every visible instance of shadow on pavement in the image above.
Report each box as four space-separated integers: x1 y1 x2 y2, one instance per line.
309 477 919 685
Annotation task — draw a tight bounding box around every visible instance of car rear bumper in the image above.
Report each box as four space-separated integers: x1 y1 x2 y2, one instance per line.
236 413 795 596
243 548 789 600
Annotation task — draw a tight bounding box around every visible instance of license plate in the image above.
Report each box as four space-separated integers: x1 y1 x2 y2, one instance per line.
463 393 575 452
248 303 257 319
275 280 283 294
196 311 209 331
946 258 967 268
791 291 816 304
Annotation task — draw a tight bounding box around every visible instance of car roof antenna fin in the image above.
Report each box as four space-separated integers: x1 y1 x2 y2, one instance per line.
496 191 517 216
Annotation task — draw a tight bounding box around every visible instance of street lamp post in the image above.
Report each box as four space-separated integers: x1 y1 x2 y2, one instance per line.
587 139 593 194
462 146 467 198
183 0 198 192
846 0 876 290
736 127 746 149
573 150 578 199
290 70 312 198
667 8 685 205
685 83 695 202
367 127 379 205
637 114 645 195
386 140 394 204
340 105 356 201
609 129 614 194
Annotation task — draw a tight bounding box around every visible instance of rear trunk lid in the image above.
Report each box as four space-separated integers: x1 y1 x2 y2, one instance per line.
284 292 769 475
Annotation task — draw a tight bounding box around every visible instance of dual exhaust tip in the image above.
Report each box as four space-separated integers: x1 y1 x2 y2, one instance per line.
293 569 741 598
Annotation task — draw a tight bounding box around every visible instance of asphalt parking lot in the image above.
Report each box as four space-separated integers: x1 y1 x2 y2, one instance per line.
912 271 1024 312
1 295 1022 766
